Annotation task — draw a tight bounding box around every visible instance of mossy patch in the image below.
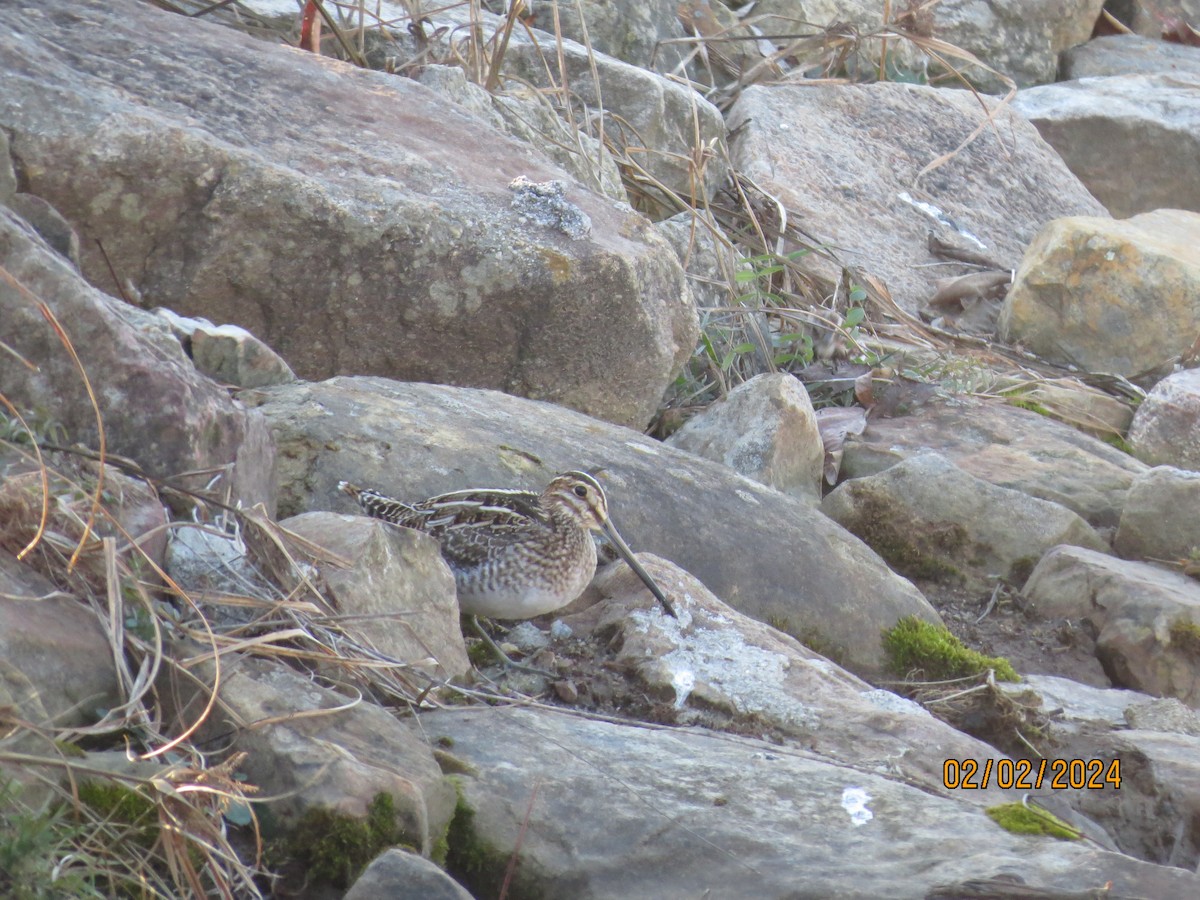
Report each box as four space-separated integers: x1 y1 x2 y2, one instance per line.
985 803 1079 840
1007 555 1038 588
444 778 537 900
1169 618 1200 658
882 616 1018 682
842 491 967 582
281 792 407 889
1101 433 1134 455
77 781 158 850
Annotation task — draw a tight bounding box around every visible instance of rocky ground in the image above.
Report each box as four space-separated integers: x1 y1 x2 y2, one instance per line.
2 0 1200 898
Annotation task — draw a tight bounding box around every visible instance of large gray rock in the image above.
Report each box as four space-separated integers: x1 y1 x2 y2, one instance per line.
840 395 1147 528
415 65 626 203
1061 33 1200 79
999 211 1200 378
526 0 690 73
387 2 728 215
170 653 455 856
665 373 824 501
1013 74 1200 217
822 452 1108 589
0 552 121 731
429 705 1200 899
752 0 1105 90
1109 0 1200 38
1127 367 1200 471
345 849 472 900
280 512 470 680
1022 546 1200 705
1115 465 1200 561
728 82 1107 313
578 557 1008 795
244 376 940 678
0 206 272 508
0 0 695 430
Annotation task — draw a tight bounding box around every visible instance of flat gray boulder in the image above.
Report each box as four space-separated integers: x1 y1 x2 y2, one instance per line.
822 452 1108 590
245 376 940 678
728 82 1107 312
1013 74 1200 217
840 396 1147 528
428 705 1200 899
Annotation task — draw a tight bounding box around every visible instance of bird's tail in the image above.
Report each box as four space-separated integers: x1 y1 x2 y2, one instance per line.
338 481 417 525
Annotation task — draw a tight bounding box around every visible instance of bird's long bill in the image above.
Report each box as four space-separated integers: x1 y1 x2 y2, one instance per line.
600 520 677 618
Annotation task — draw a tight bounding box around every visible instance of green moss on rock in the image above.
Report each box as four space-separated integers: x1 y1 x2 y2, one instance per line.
283 792 406 889
1169 618 1200 658
986 803 1079 840
882 616 1018 682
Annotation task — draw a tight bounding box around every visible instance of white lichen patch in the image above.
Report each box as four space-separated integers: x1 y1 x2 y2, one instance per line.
841 787 873 826
654 615 820 731
860 689 931 718
671 669 695 709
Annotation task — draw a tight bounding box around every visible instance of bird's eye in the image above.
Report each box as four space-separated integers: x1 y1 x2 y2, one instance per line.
573 485 588 498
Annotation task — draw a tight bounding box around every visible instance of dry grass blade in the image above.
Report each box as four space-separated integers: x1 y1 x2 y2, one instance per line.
886 30 1017 181
37 301 106 575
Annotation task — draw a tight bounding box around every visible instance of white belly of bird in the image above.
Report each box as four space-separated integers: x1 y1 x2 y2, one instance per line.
454 550 596 619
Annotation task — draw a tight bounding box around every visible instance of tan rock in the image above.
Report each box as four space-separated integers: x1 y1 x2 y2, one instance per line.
665 373 824 501
280 512 470 680
1022 545 1200 705
999 210 1200 377
1127 367 1200 471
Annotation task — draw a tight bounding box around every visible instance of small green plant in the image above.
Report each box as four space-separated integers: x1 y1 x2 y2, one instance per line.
0 779 106 900
882 616 1018 682
985 803 1079 840
0 407 69 447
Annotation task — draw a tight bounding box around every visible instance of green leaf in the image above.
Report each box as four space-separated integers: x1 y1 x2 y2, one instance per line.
844 306 866 328
849 285 868 304
224 800 254 827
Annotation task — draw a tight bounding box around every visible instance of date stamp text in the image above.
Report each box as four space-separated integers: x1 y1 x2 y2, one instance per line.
943 758 1121 790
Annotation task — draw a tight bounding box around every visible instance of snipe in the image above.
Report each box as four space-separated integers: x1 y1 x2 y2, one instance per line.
338 471 676 620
